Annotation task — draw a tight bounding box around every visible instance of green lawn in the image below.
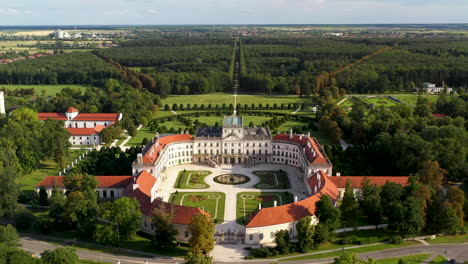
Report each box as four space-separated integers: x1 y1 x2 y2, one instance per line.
0 84 90 97
280 241 417 261
253 170 290 189
162 94 311 107
174 170 212 189
169 192 225 223
375 253 432 264
361 97 400 107
35 232 187 257
17 149 87 191
388 94 439 106
427 233 468 244
276 120 306 133
126 126 155 146
237 192 294 225
429 255 448 264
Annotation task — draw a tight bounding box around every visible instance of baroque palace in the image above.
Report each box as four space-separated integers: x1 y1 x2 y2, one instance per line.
38 114 408 245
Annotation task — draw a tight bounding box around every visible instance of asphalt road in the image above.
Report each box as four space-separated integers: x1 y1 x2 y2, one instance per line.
20 236 468 264
20 237 178 264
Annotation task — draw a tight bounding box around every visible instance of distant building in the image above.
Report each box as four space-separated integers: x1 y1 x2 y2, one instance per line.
52 29 72 39
38 107 122 146
421 82 452 94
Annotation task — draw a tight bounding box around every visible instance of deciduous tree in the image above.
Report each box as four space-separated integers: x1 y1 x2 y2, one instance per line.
188 213 215 256
152 203 179 249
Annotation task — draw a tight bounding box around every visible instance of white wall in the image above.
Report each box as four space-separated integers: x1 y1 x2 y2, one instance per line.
65 121 112 128
69 134 100 146
245 216 319 245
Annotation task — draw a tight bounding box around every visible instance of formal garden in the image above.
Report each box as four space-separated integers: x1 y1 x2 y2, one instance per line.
169 192 226 223
253 170 290 189
236 191 294 225
173 170 212 189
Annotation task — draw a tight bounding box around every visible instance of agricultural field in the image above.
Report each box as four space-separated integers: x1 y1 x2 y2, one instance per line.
0 40 102 54
253 170 290 189
174 170 212 189
0 84 90 96
161 94 311 108
236 192 294 224
169 192 225 223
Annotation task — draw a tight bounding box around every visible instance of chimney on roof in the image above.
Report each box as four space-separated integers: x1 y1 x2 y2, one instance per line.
137 153 142 163
299 134 303 140
336 172 341 177
258 203 262 210
155 132 160 138
0 91 5 115
132 183 139 190
289 129 293 139
274 200 277 207
294 196 298 203
307 132 310 138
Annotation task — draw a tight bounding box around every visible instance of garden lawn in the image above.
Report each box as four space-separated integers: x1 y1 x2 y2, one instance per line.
429 255 448 264
169 192 225 223
280 241 417 261
0 84 90 97
276 120 306 134
389 94 439 106
174 170 212 189
125 126 156 146
427 233 468 244
375 253 431 264
162 94 311 107
253 170 290 189
237 192 294 225
17 149 87 191
361 97 400 107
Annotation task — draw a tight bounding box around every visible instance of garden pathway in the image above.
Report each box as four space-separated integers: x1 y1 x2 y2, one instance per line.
158 164 307 232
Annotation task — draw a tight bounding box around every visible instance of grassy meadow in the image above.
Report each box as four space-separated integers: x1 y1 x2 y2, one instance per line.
0 84 90 96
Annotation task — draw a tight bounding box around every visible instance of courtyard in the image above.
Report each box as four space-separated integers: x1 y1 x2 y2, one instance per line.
156 163 307 233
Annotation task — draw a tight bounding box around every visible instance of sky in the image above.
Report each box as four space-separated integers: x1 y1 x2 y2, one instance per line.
0 0 467 25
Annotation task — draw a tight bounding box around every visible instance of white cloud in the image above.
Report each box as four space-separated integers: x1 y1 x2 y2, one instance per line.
0 8 20 15
23 10 33 15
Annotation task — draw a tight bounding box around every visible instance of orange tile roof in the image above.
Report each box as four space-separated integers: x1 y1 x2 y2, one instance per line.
73 113 120 122
135 170 156 197
38 112 120 122
36 175 133 188
38 113 67 121
142 134 193 164
124 178 208 225
67 127 97 136
246 171 339 228
273 134 331 166
328 176 409 188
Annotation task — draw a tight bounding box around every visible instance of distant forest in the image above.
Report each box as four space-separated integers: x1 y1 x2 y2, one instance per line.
1 37 468 96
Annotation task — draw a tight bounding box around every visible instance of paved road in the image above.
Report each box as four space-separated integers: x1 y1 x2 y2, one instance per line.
19 235 468 264
254 244 468 264
20 237 178 264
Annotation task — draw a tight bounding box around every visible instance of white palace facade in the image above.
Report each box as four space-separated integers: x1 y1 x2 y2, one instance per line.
38 114 408 245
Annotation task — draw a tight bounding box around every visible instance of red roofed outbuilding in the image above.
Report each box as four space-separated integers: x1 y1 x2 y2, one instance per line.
35 175 133 199
37 107 122 146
